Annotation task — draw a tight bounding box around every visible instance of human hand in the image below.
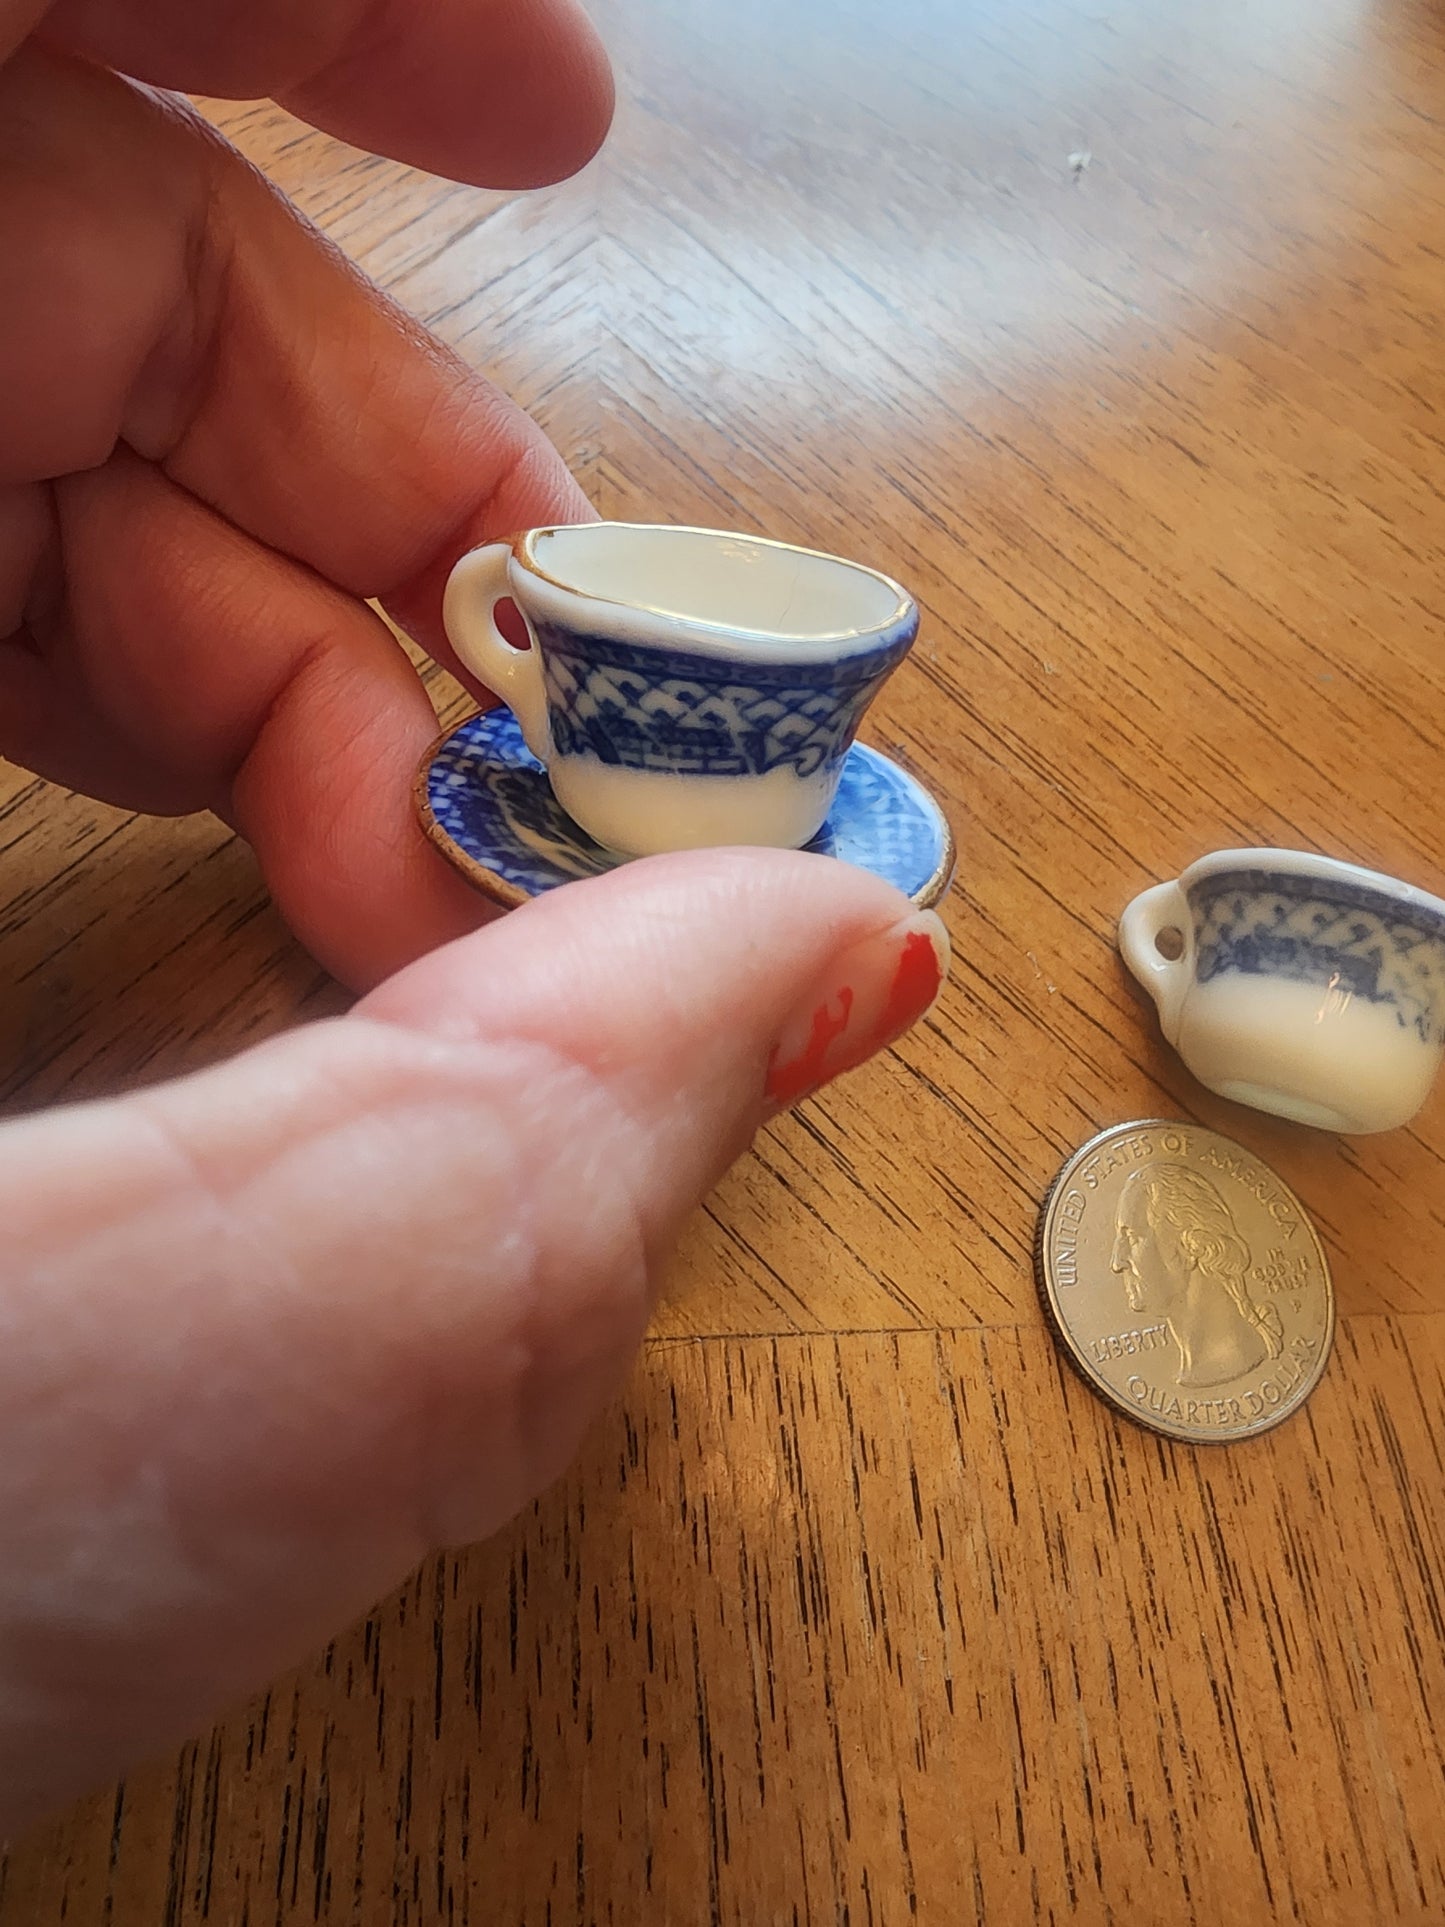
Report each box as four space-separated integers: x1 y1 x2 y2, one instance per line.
0 853 947 1833
0 0 951 1837
1 0 613 989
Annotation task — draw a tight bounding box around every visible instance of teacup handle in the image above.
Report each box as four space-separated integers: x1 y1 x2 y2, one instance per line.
1118 880 1193 1043
442 543 553 762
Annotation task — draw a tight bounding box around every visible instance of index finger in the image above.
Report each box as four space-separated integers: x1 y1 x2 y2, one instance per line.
3 48 594 664
37 0 614 189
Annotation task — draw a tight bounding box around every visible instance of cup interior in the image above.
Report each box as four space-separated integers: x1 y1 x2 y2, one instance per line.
524 525 909 644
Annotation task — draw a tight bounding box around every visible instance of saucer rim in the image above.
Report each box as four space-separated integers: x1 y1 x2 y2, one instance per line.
414 710 956 914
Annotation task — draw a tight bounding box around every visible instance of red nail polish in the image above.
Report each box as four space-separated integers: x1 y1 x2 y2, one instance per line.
766 988 856 1108
765 912 949 1111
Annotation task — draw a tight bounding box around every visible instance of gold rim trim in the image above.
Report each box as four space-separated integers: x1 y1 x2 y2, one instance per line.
413 714 528 912
515 523 915 643
414 717 957 915
914 813 957 912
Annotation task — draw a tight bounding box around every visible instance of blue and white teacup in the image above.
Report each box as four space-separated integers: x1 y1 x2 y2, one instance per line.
442 523 918 856
1120 848 1445 1134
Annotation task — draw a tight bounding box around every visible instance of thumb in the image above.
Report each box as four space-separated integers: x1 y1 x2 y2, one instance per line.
0 849 947 1832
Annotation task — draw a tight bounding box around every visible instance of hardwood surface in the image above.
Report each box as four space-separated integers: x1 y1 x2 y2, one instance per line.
4 0 1445 1918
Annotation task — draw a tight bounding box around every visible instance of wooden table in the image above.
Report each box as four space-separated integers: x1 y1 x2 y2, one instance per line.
5 0 1445 1918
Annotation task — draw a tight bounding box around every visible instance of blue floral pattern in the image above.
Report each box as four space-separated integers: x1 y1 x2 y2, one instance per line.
1190 868 1445 1044
423 709 953 909
532 616 916 780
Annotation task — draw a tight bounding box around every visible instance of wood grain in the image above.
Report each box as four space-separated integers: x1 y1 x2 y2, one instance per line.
5 0 1445 1917
6 1326 1445 1924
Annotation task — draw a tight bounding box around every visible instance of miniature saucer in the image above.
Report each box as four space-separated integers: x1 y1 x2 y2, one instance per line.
416 709 955 911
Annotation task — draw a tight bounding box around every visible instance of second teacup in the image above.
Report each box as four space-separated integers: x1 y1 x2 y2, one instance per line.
1119 848 1445 1134
442 523 918 856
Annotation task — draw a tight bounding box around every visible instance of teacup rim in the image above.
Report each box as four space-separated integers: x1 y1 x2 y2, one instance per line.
512 522 916 647
1181 846 1445 927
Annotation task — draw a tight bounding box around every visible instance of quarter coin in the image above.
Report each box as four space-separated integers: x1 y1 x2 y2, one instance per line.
1036 1121 1335 1443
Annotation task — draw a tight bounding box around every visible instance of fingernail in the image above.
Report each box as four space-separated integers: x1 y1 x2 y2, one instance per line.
765 909 950 1113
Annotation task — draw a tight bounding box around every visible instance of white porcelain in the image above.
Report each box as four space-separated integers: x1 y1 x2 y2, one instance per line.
1119 848 1445 1134
419 708 956 911
442 523 919 857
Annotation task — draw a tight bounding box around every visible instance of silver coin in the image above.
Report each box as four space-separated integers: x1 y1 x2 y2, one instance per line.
1036 1121 1335 1443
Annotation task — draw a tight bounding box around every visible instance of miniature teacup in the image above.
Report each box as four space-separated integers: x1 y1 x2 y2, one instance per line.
1119 849 1445 1134
442 523 918 856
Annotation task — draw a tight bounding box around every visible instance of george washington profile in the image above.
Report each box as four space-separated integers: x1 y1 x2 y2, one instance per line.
1110 1163 1284 1389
